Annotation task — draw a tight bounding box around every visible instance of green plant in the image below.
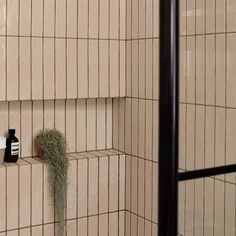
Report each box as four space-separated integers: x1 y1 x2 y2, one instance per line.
35 129 68 236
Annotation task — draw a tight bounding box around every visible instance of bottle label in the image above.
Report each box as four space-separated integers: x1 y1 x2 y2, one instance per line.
11 142 19 155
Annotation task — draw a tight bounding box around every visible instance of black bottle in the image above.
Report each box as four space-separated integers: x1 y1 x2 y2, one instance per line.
4 129 19 162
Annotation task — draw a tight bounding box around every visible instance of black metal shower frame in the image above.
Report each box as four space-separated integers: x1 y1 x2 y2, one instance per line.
158 1 236 236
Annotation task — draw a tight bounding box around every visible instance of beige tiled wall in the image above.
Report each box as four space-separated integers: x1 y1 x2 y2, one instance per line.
0 150 126 236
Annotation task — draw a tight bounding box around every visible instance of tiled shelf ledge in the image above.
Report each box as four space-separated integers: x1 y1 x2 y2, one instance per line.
0 149 125 234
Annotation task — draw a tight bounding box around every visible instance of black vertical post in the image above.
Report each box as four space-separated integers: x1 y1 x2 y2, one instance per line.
158 0 179 235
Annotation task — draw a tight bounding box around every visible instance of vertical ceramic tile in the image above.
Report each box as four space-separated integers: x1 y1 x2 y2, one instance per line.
179 37 186 103
9 102 20 141
43 38 55 100
78 218 88 236
78 159 88 217
227 0 236 32
110 41 119 97
225 183 236 236
32 101 43 156
7 0 19 35
131 99 138 157
180 0 187 35
67 0 77 38
67 159 77 220
195 106 205 169
77 99 86 152
152 101 159 162
19 227 30 236
137 159 145 217
78 40 88 98
185 181 194 236
125 99 132 154
55 100 65 136
194 179 204 236
0 37 6 101
204 178 214 236
21 101 32 158
145 161 152 221
138 99 145 158
130 214 137 236
89 157 98 215
126 41 132 97
205 107 215 168
178 182 185 235
88 216 98 236
144 220 151 236
206 0 215 33
120 42 126 97
112 99 119 150
119 154 126 210
32 0 43 36
44 0 55 37
186 0 195 35
118 99 125 152
146 40 153 100
99 214 108 236
206 35 215 105
146 0 153 38
138 40 145 99
43 164 54 224
89 40 99 98
67 39 77 99
0 102 8 136
109 213 118 236
87 99 96 150
0 165 6 232
43 100 54 129
6 230 18 236
99 0 109 38
214 180 225 236
139 0 145 39
19 38 31 100
89 0 98 38
30 159 43 226
0 1 6 35
120 0 126 39
110 0 119 39
32 38 43 100
55 0 66 37
215 108 226 169
196 36 205 104
216 35 225 106
179 104 186 170
152 39 159 100
137 217 144 236
109 155 119 212
131 41 138 98
153 0 159 38
97 99 106 149
78 0 88 38
131 156 138 214
43 223 54 236
152 163 158 223
126 0 132 39
7 37 18 101
67 220 76 236
99 40 109 97
55 39 66 99
119 211 125 236
227 34 236 107
216 0 225 33
186 105 195 170
186 36 195 104
32 226 43 236
66 100 76 152
19 0 31 36
6 163 18 230
106 99 113 149
125 155 131 212
99 155 109 213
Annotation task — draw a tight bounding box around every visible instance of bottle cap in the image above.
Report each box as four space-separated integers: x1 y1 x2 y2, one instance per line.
9 129 15 135
0 137 6 149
